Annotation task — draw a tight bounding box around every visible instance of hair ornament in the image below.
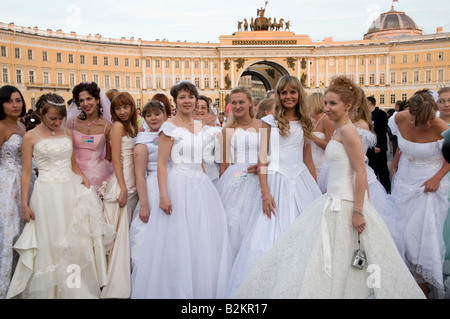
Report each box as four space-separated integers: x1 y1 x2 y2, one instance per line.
47 100 66 107
349 86 353 90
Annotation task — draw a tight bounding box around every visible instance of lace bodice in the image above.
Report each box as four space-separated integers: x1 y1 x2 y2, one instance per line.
33 136 75 182
262 115 307 178
325 140 355 201
357 127 377 154
0 134 22 172
230 128 260 167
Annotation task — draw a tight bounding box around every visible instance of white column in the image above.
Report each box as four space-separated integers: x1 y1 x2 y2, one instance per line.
220 58 224 89
386 54 390 85
345 56 349 75
190 58 194 83
325 57 329 87
335 56 339 76
355 55 359 85
231 58 235 87
162 58 166 90
210 58 214 90
365 55 369 86
182 58 185 80
152 57 156 89
307 57 311 88
315 57 319 87
200 58 204 90
142 57 146 89
375 54 379 85
171 58 175 87
297 57 301 79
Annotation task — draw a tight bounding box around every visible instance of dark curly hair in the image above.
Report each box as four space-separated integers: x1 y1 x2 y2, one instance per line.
72 82 103 120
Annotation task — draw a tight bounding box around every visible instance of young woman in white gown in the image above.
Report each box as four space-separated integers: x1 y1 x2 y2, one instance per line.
318 87 387 215
215 86 261 261
129 100 166 272
130 81 230 299
235 76 425 299
0 85 35 298
98 92 139 299
381 89 450 298
307 92 334 182
226 75 322 297
7 93 114 299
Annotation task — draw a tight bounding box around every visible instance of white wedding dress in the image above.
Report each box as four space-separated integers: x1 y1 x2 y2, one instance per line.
235 140 425 299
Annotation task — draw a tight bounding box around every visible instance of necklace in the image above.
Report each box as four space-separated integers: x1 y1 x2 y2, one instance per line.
237 117 253 127
43 123 56 136
85 116 100 134
331 119 349 139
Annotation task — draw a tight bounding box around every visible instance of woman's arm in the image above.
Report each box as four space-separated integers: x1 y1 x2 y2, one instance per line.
104 122 112 162
20 132 35 222
219 126 231 177
343 126 368 234
157 132 173 215
303 141 317 182
134 144 150 222
110 122 128 208
313 117 334 150
258 122 277 218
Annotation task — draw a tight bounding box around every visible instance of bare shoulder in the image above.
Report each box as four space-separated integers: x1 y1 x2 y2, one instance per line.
355 119 369 131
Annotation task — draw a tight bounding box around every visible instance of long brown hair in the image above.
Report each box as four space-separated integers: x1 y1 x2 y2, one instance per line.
110 92 138 137
274 75 313 140
353 87 374 132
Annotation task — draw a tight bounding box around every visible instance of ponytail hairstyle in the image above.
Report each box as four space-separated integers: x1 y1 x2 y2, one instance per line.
407 89 438 127
274 75 313 140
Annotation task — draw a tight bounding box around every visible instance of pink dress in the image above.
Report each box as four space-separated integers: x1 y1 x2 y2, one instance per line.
73 122 113 192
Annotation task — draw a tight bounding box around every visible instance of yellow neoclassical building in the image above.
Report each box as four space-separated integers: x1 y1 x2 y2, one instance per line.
0 5 449 111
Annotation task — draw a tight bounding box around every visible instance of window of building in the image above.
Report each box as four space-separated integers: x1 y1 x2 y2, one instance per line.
175 60 180 69
15 48 20 59
57 72 63 85
165 75 171 88
136 99 141 108
204 60 209 69
16 69 22 83
57 52 62 63
426 53 432 62
115 75 120 88
104 57 109 66
390 71 396 84
359 73 365 85
402 55 407 64
42 51 48 62
146 74 152 88
390 56 396 64
81 74 87 83
29 70 35 84
1 46 7 57
156 75 161 88
439 52 444 61
125 75 131 89
414 54 419 63
165 59 170 69
194 76 200 87
155 59 160 68
175 75 181 84
185 60 190 69
28 49 33 60
380 94 385 105
69 54 74 64
136 76 141 89
425 70 432 82
70 73 76 87
115 57 119 66
93 56 98 65
379 55 385 64
402 94 407 101
204 75 210 88
2 68 8 83
135 58 140 67
125 58 129 67
43 71 49 84
104 75 110 89
401 71 408 83
413 70 420 83
438 69 444 82
214 60 219 69
93 74 99 85
146 59 151 68
369 73 375 85
80 55 85 65
379 72 385 85
214 76 219 88
391 94 396 104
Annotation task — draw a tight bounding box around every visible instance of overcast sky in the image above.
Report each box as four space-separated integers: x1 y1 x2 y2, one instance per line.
1 0 449 43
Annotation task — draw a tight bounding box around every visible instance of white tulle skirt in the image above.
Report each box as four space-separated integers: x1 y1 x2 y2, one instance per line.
130 166 231 299
235 193 425 299
226 168 322 298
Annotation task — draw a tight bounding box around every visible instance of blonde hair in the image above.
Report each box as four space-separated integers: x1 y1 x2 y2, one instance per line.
225 86 255 128
256 98 275 119
306 92 324 117
274 75 313 139
408 89 438 126
325 76 361 111
353 87 374 132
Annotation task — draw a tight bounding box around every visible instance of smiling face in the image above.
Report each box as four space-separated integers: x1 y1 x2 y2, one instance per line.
175 89 197 116
279 84 299 110
324 91 351 123
2 91 23 119
230 92 252 119
145 109 165 132
78 90 100 117
193 99 209 120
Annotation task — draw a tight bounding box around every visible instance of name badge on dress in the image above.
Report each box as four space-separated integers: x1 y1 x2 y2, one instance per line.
82 136 94 144
234 170 248 181
152 136 160 146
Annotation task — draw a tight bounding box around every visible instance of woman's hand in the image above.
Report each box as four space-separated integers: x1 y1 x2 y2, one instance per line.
262 194 277 219
352 213 366 234
22 205 35 223
81 176 91 189
139 205 150 223
159 195 172 215
118 188 128 208
246 164 258 174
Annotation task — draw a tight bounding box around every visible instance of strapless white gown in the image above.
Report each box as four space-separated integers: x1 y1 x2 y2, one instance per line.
235 140 425 299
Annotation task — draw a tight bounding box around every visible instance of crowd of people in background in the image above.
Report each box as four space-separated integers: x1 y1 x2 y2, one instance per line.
0 74 450 299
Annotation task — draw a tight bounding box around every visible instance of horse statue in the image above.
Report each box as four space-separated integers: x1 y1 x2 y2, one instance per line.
285 20 291 31
237 21 243 31
250 18 255 31
244 18 249 31
278 18 285 31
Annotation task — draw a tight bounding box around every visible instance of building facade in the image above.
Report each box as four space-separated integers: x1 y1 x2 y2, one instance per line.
0 6 449 111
